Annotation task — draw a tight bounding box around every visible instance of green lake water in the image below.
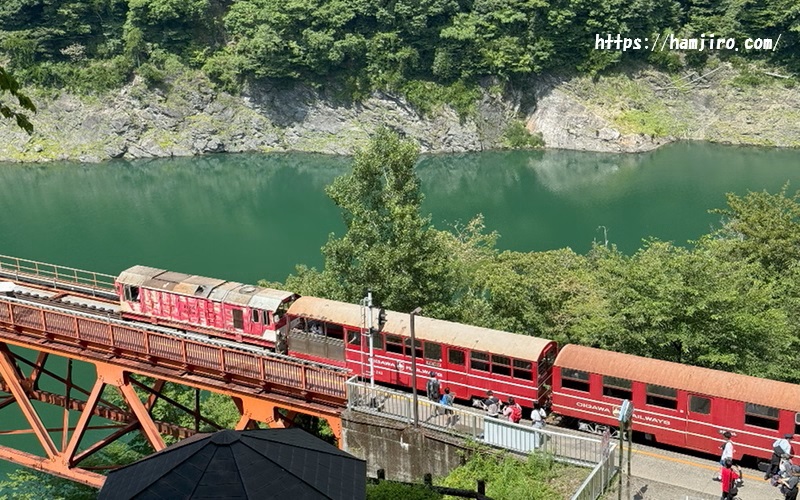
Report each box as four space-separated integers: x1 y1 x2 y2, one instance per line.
1 141 800 481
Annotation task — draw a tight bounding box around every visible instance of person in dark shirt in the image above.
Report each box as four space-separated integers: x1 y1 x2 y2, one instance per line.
779 465 800 500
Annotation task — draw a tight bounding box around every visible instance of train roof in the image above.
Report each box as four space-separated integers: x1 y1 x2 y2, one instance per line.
117 266 295 311
288 296 555 362
555 344 800 410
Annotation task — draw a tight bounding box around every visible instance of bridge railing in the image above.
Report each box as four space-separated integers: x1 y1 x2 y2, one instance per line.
0 254 117 297
0 296 350 404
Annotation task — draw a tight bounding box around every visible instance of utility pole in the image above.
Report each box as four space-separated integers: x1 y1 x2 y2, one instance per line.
410 307 422 427
367 290 375 387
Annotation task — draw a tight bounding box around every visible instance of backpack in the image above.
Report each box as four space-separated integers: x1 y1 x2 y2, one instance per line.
510 404 522 423
427 378 440 399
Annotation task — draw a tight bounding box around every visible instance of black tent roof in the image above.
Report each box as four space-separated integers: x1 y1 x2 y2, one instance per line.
98 428 366 500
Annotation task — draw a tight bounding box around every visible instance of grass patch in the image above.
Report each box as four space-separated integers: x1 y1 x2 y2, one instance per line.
400 80 481 120
439 446 588 499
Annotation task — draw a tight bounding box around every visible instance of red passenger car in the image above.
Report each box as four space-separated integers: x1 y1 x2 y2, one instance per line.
115 266 298 346
552 345 800 463
286 297 558 407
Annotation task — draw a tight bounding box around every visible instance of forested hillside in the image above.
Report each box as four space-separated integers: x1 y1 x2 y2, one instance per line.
1 0 798 97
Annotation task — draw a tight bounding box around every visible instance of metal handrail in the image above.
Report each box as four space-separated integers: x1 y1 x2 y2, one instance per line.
0 254 117 297
0 295 350 403
345 378 619 500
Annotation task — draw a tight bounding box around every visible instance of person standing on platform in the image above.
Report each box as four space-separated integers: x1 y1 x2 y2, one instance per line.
426 372 440 402
768 434 794 479
714 431 735 481
720 459 741 500
720 431 734 465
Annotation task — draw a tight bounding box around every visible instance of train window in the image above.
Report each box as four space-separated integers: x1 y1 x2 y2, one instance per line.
646 384 678 410
124 285 140 302
385 335 404 355
405 338 423 358
232 309 244 330
470 351 490 372
491 355 512 376
796 413 800 435
374 332 384 350
251 309 260 323
513 359 533 380
745 403 780 430
424 342 442 361
262 311 270 325
347 329 361 345
448 349 465 365
326 323 344 340
561 369 590 392
602 376 632 400
689 396 711 414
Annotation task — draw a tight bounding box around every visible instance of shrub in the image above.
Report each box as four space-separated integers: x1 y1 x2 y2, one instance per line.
366 481 442 500
503 121 545 149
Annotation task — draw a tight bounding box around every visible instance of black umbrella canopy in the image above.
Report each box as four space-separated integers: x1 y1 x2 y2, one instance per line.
98 428 366 500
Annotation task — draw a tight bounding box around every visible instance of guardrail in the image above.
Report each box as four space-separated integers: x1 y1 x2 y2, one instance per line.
0 254 117 297
345 378 618 499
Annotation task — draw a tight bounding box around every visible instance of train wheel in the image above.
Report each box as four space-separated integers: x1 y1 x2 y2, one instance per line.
578 421 621 439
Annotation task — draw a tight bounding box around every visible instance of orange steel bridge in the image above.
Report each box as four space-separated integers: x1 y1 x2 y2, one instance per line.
0 255 349 488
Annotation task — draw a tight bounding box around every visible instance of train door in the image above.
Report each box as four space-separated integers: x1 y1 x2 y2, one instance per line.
445 347 467 398
686 393 714 454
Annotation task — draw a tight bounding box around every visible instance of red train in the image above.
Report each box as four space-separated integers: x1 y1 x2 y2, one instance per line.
114 265 797 465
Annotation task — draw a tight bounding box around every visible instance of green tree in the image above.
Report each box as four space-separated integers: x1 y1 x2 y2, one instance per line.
709 185 800 275
285 128 454 312
0 66 35 133
594 239 791 378
470 247 617 344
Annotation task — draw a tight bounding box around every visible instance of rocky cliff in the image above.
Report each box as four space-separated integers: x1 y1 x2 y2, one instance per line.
0 64 797 163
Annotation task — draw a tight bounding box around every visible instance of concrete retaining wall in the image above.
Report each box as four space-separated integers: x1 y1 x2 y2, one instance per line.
340 409 471 482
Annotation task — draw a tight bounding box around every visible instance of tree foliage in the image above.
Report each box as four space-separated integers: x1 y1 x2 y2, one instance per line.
0 66 35 133
1 0 798 98
285 128 455 312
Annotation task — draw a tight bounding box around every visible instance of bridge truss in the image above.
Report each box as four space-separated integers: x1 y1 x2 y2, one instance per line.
0 289 349 488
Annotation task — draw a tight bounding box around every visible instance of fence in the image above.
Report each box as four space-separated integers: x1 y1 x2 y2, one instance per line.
570 441 618 500
346 377 618 499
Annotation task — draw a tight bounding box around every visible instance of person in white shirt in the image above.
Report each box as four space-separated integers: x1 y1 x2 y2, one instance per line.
713 431 735 481
531 402 546 429
720 431 734 465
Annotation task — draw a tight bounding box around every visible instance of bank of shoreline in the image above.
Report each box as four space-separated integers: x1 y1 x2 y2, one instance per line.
0 64 798 163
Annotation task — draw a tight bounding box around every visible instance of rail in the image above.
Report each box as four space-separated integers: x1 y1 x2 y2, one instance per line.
0 295 349 405
0 254 117 298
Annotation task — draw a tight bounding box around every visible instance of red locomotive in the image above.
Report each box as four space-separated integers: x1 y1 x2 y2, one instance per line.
112 264 796 465
115 265 298 346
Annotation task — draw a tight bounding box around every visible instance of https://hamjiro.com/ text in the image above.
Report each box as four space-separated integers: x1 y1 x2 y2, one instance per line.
594 33 781 52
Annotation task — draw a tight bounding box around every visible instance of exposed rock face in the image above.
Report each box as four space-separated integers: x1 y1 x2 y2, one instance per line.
0 76 516 163
0 65 798 163
527 87 669 153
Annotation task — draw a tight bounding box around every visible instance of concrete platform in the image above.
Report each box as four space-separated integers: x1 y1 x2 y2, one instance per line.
603 440 784 499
